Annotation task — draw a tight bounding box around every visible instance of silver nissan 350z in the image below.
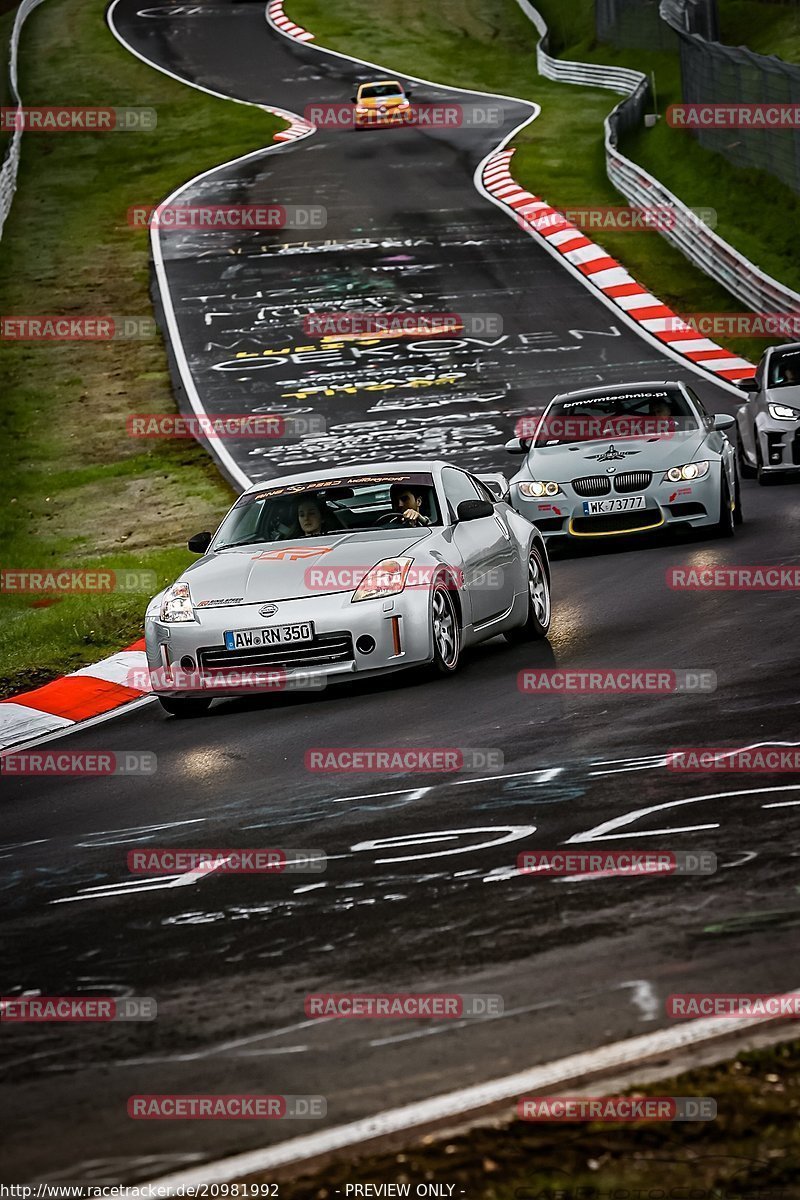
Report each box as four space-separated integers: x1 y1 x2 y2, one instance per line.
145 460 551 716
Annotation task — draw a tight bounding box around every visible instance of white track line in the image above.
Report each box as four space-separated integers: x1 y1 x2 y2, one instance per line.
107 0 316 492
147 995 800 1186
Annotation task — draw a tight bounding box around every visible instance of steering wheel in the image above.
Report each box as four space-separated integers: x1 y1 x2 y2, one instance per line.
376 512 413 527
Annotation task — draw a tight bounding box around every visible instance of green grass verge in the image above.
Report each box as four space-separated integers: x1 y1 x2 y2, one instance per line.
718 0 800 62
270 1039 800 1198
0 0 284 698
289 0 798 362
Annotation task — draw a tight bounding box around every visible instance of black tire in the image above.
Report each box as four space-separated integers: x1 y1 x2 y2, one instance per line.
504 544 552 642
733 466 744 526
158 696 212 718
710 475 735 538
737 435 756 479
430 580 461 675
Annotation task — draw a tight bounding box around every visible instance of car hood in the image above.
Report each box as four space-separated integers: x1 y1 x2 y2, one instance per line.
360 96 407 109
180 528 432 605
523 429 710 478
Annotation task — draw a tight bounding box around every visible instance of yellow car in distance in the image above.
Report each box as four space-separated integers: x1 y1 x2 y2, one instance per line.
352 80 413 130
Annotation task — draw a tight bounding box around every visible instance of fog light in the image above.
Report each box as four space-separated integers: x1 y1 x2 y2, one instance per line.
356 635 376 655
180 655 196 671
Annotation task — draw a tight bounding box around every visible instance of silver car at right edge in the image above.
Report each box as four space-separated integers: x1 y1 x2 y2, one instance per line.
735 341 800 484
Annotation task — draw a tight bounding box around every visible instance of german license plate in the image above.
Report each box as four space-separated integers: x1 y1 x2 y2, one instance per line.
224 623 313 650
582 496 646 515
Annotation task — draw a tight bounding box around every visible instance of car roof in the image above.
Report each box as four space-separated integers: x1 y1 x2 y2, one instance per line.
767 341 800 355
358 79 404 88
240 461 449 496
550 381 683 403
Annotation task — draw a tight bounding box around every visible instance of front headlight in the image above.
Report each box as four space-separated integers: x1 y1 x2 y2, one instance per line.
351 557 413 603
768 403 800 421
355 105 369 114
663 461 711 483
519 480 562 498
159 581 196 623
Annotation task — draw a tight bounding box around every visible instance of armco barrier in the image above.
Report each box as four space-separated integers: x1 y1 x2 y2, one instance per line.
516 0 800 317
0 0 47 240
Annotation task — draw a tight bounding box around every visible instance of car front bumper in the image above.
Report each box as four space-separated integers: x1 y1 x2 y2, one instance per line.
510 468 722 539
755 414 800 474
145 589 435 698
354 109 410 128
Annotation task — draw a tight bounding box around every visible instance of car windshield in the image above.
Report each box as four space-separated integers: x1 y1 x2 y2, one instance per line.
533 387 697 447
768 349 800 388
359 83 404 99
213 473 442 549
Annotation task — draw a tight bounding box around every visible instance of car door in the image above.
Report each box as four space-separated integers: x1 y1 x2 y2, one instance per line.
441 467 515 626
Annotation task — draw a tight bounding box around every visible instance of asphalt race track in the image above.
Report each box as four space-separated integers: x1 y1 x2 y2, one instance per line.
2 0 799 1183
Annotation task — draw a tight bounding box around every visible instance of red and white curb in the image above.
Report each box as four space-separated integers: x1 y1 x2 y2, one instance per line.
482 149 755 383
267 0 315 43
0 639 151 751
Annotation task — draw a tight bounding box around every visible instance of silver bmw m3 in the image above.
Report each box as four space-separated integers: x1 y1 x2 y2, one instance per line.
145 461 551 716
506 381 741 543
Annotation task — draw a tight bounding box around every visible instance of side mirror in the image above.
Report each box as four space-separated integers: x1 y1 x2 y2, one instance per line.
504 436 530 454
456 499 493 522
713 413 736 431
187 531 212 554
737 378 759 393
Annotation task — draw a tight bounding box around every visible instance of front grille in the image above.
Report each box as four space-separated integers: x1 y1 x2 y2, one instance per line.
571 475 611 496
199 631 354 672
570 510 662 535
614 471 652 493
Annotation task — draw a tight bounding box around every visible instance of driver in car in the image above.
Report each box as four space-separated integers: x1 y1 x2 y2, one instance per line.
389 483 430 526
